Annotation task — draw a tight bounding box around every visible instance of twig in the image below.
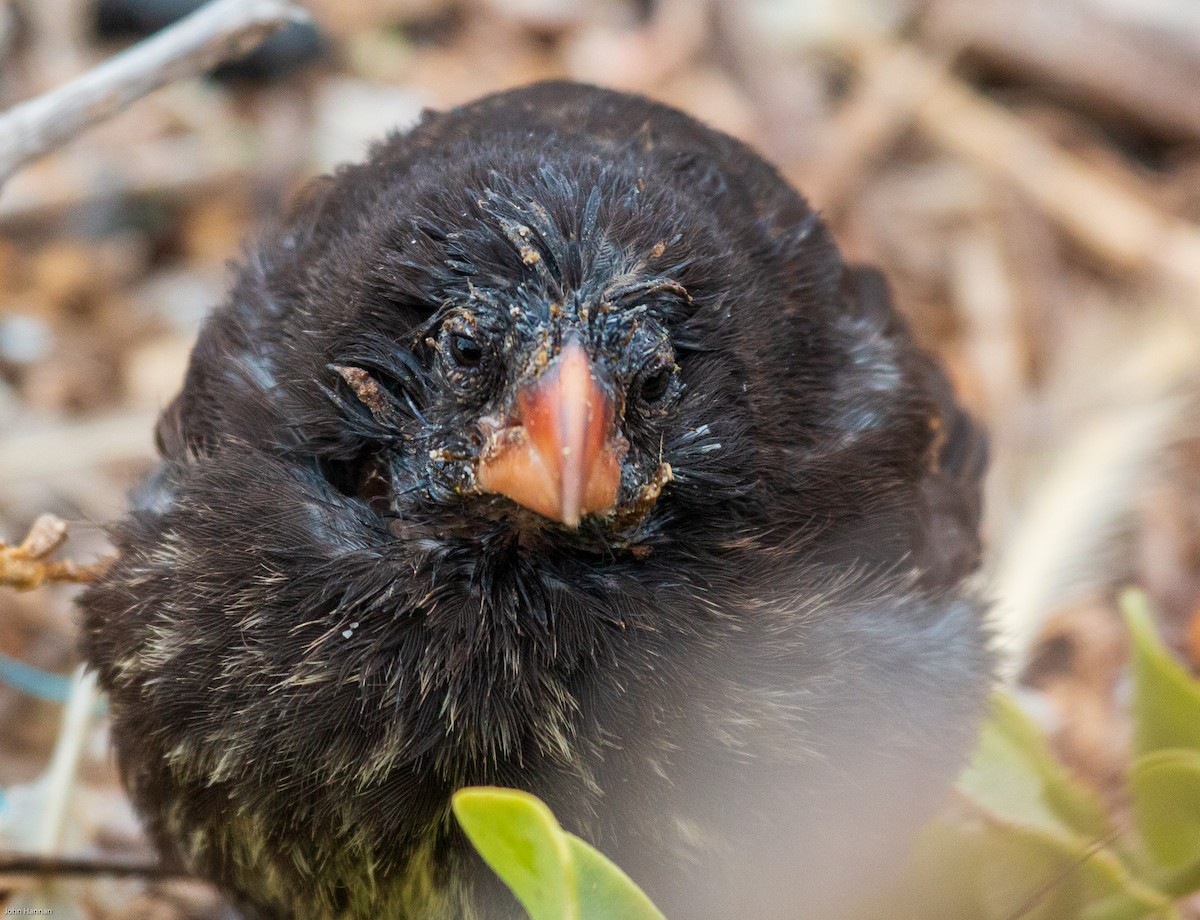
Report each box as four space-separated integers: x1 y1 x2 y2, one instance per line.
951 789 1132 919
0 2 18 65
0 515 110 591
840 39 1200 295
565 0 708 91
0 852 187 880
1001 831 1124 920
992 316 1198 675
0 854 184 882
36 667 99 856
927 0 1200 142
808 41 958 212
0 123 295 224
0 0 309 187
914 59 1200 291
24 0 90 87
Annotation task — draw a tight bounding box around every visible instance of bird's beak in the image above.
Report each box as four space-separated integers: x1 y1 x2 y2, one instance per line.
477 340 624 528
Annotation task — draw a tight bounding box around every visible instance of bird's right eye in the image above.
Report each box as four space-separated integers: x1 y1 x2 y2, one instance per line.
449 333 483 369
639 366 673 404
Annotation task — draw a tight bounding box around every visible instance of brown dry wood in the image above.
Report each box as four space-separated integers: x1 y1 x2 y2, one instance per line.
928 0 1200 142
0 514 108 590
806 42 958 212
0 852 188 880
842 39 1200 294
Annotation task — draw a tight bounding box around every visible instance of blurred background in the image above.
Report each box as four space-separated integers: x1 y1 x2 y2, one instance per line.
0 0 1199 915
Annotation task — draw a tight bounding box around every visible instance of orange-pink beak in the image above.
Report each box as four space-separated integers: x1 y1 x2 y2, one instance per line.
476 340 624 527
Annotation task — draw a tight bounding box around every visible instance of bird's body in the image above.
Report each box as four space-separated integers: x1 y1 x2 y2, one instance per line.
81 82 991 919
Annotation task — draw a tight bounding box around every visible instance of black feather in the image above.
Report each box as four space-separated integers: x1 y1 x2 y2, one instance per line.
81 81 992 920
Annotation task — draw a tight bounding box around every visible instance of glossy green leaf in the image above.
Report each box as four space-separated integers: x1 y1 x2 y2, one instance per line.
1122 589 1200 756
1131 749 1200 877
452 787 666 920
453 787 576 920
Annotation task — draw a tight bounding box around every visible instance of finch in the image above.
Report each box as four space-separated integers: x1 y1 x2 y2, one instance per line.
82 81 992 920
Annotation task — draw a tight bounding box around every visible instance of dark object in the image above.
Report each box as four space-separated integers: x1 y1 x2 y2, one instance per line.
81 82 993 920
95 0 324 83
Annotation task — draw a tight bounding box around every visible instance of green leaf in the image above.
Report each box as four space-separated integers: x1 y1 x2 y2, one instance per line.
1131 749 1200 877
959 694 1112 840
950 694 1171 920
453 787 576 920
1122 589 1200 756
851 813 989 920
859 803 1170 920
566 834 667 920
452 787 666 920
976 820 1169 920
975 827 1085 920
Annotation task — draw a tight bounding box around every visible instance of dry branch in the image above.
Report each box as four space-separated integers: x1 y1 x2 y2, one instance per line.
0 0 309 187
0 853 187 880
0 515 108 590
807 44 957 212
928 0 1200 142
991 314 1199 675
842 39 1200 294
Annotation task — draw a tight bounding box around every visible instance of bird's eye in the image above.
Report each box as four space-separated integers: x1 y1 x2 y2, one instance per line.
449 333 483 369
639 366 673 404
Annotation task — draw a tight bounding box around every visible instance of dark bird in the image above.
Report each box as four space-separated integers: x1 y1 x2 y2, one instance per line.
81 81 993 920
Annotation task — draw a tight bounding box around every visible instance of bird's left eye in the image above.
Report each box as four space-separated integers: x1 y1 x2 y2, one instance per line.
449 334 483 368
639 366 674 404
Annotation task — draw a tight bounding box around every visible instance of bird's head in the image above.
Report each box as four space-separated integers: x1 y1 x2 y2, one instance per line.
333 249 682 537
299 163 767 555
